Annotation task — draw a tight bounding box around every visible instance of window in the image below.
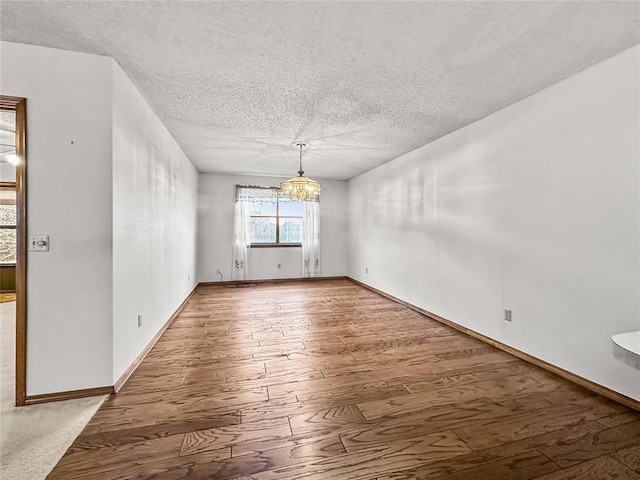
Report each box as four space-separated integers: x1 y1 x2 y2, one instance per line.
244 187 304 245
0 184 16 264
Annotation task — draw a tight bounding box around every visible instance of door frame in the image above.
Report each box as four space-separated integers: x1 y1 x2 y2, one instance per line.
1 96 27 406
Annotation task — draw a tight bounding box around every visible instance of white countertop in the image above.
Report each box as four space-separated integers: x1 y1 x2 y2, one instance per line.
612 331 640 370
612 331 640 357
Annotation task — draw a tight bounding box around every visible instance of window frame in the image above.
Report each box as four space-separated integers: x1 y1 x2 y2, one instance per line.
241 186 303 248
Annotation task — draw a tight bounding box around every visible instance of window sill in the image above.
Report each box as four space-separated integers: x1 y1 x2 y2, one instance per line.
250 244 301 248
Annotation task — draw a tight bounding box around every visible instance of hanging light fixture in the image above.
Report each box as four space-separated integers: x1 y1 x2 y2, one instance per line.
280 142 321 202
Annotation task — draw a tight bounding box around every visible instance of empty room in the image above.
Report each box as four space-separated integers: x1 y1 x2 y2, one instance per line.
1 1 639 479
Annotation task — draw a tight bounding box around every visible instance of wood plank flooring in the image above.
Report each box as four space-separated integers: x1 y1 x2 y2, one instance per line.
48 279 640 479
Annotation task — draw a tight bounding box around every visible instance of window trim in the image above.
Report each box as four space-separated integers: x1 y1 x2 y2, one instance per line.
250 243 301 248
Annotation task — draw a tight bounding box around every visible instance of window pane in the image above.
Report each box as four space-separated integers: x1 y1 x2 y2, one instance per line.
247 191 277 216
250 217 276 243
0 229 16 263
0 204 16 226
279 199 303 217
279 217 303 243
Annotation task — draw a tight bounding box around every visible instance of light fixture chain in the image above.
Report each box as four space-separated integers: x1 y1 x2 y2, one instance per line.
298 143 304 176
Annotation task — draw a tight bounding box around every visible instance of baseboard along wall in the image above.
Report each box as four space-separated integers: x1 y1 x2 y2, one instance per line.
347 277 640 412
113 285 199 392
24 386 114 405
24 276 640 412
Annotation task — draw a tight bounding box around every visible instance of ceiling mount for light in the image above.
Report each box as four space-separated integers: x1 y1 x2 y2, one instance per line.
279 142 321 202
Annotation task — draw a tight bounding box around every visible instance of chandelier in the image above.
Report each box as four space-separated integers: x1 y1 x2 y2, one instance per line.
280 142 321 202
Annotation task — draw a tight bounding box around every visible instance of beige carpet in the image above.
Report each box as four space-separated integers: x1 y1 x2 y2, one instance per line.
0 300 106 480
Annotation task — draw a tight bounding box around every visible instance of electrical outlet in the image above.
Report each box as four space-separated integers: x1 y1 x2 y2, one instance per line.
137 313 143 327
188 273 191 281
365 267 369 273
277 263 281 269
504 309 512 322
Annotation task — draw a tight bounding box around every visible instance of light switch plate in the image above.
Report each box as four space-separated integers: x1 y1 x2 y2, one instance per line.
29 235 49 252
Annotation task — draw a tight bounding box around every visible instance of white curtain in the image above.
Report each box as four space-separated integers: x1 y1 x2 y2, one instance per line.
231 199 250 280
231 189 254 280
302 201 320 277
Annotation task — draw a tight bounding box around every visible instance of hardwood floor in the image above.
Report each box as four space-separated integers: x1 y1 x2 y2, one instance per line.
48 279 640 479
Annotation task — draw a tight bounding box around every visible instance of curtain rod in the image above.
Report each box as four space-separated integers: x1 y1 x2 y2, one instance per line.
236 185 280 190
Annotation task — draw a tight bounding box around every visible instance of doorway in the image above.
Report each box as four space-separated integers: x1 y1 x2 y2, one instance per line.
0 96 27 406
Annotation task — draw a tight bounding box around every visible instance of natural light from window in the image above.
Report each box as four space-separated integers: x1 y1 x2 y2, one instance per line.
0 186 16 263
249 189 303 245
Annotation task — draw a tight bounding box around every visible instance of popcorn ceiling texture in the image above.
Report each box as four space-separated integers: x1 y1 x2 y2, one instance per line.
1 1 638 180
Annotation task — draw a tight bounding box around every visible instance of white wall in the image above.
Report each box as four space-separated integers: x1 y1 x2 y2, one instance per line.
349 45 640 400
112 64 198 382
198 174 348 282
1 42 114 394
0 41 199 394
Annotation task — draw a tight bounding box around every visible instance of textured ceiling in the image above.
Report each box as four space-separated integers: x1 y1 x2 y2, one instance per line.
1 2 639 180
